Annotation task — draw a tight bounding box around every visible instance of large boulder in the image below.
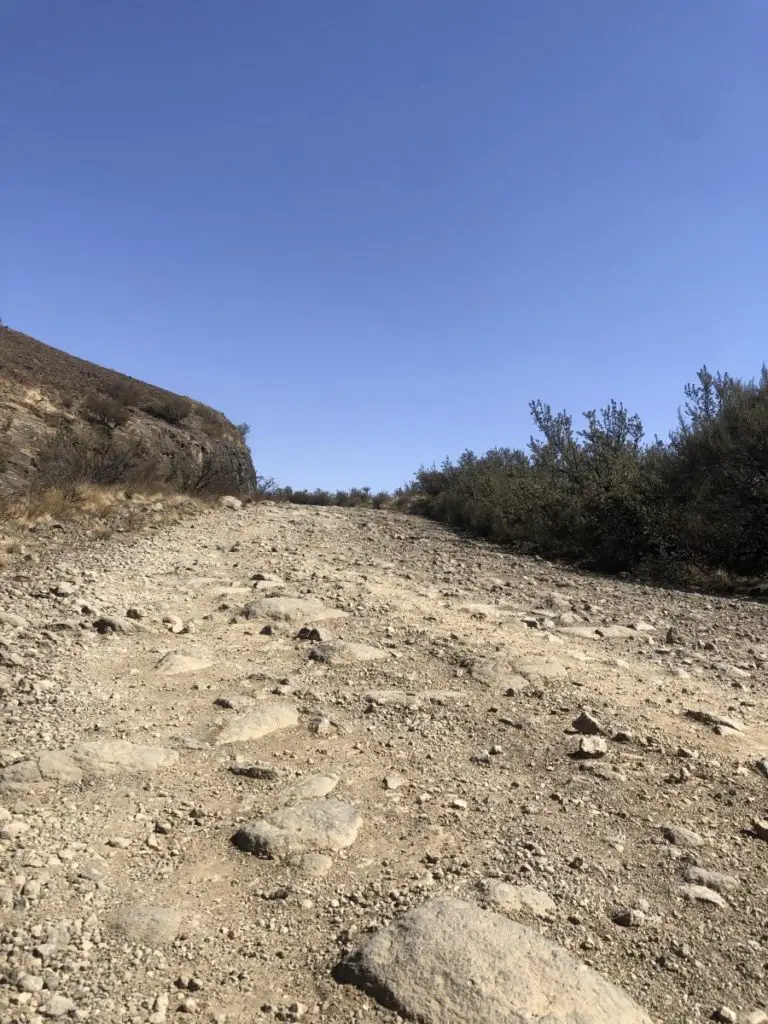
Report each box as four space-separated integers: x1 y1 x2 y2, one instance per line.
335 897 652 1024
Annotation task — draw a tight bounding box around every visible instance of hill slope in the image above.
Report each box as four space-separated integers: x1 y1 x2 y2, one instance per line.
0 502 765 1022
0 325 256 496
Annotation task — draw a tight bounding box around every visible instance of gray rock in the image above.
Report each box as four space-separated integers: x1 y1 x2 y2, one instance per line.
595 625 639 639
282 773 340 802
154 651 213 675
243 597 348 623
482 880 556 919
0 611 29 629
293 852 334 877
309 641 387 665
234 799 362 858
108 904 183 946
37 750 83 783
514 656 567 682
678 884 725 907
71 739 178 774
572 711 604 735
662 824 704 848
219 495 243 509
575 736 607 758
685 709 744 732
613 908 646 928
684 866 739 892
335 897 652 1023
216 702 298 744
39 994 76 1017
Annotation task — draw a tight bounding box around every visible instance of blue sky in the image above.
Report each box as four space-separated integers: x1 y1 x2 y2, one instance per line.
2 1 767 491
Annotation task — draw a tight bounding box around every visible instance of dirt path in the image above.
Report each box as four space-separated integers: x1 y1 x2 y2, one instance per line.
1 501 767 1024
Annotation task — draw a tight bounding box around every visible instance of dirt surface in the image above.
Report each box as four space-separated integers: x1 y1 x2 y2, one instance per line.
1 501 767 1024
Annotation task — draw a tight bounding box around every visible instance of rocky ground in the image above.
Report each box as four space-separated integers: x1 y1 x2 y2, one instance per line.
1 500 768 1024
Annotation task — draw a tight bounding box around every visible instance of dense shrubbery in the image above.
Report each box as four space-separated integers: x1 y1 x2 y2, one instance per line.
30 424 249 498
264 484 391 509
407 366 768 583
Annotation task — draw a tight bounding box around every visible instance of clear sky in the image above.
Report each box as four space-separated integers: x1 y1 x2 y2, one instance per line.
2 1 766 491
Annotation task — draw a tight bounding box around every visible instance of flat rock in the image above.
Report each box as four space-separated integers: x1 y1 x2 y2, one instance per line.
685 709 745 732
678 884 726 907
234 799 362 858
469 657 527 690
662 824 704 848
482 881 556 919
0 611 29 629
39 995 76 1017
154 651 213 675
335 897 651 1024
514 656 567 682
71 739 178 774
557 625 601 640
108 904 183 946
684 866 739 892
365 689 467 710
243 597 348 623
595 625 640 639
460 603 519 620
309 641 388 665
283 773 340 802
216 702 298 744
37 750 83 783
292 852 334 877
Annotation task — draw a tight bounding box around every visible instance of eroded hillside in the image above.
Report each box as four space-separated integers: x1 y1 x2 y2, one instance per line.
0 326 256 497
1 502 767 1024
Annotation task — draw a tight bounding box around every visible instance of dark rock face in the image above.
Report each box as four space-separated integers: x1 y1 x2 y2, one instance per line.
0 326 256 496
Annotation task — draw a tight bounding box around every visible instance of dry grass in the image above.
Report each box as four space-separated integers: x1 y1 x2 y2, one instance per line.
0 483 207 534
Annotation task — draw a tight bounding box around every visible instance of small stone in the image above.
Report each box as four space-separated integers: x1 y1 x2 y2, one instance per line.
713 1008 737 1024
575 736 607 758
384 773 405 791
685 866 739 893
18 974 45 993
229 762 280 781
296 626 324 641
126 607 144 620
450 798 468 810
40 994 76 1017
612 908 645 928
662 824 704 848
753 818 768 841
572 711 604 735
678 884 725 907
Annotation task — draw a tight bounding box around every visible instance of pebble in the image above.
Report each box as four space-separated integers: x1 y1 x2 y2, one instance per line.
40 995 76 1017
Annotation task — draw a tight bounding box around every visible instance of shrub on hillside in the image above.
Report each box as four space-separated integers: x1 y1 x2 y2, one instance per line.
408 365 768 583
35 426 145 488
83 393 131 429
144 395 193 425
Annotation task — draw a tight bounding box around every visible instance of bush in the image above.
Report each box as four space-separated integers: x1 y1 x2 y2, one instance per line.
83 393 131 429
35 426 145 488
169 444 249 497
406 365 768 584
144 395 193 425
